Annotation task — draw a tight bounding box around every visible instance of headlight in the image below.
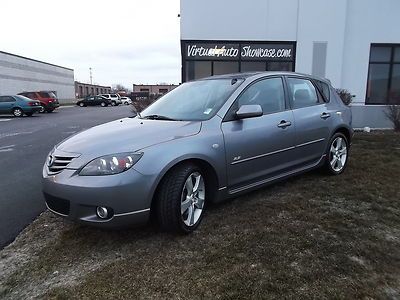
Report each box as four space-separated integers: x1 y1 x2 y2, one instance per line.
79 152 143 176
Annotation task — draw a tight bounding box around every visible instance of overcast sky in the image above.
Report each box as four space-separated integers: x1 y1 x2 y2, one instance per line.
0 0 181 89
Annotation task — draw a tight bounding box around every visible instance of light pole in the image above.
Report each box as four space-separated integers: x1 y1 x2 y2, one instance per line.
89 67 93 85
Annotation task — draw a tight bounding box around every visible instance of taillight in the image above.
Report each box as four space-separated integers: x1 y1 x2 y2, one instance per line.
28 102 36 106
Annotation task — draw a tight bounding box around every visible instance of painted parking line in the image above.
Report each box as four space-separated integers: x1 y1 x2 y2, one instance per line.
0 145 15 152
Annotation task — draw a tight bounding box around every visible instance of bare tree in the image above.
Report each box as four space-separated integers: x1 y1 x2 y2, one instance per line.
384 105 400 132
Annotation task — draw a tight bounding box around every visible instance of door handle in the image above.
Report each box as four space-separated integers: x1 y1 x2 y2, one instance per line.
277 120 292 128
320 112 331 119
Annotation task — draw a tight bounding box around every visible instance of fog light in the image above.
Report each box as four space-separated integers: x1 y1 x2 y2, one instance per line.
96 206 109 219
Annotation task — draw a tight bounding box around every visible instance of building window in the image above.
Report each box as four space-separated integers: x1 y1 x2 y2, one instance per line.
140 88 150 92
159 88 168 94
186 61 212 81
367 44 400 104
240 62 266 72
213 61 239 75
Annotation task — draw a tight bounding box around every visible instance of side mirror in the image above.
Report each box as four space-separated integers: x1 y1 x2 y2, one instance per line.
235 104 263 120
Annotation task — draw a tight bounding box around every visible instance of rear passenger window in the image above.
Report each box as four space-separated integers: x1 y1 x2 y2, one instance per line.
314 80 330 102
287 78 320 109
237 77 285 115
0 96 15 102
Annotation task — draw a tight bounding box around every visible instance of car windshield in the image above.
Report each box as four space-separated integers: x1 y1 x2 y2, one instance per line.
140 79 244 121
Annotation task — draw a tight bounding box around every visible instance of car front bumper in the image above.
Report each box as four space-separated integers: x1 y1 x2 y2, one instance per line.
42 166 153 228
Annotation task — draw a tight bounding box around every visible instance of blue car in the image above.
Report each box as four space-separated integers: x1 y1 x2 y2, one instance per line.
0 95 42 117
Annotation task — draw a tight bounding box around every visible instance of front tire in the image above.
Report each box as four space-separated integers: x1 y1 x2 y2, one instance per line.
100 102 107 107
79 102 85 107
324 133 349 175
156 163 206 233
111 101 116 106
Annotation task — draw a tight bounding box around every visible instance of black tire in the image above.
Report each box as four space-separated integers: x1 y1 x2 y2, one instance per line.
25 112 33 117
12 108 23 117
323 132 349 175
111 101 116 106
100 102 107 107
39 106 45 113
79 102 85 107
156 163 206 233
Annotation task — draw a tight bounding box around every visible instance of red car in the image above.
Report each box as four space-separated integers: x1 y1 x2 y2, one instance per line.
18 91 60 113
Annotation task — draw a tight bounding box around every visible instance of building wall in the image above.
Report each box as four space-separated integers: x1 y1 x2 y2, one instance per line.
74 81 111 98
0 51 75 103
180 0 400 128
132 84 178 94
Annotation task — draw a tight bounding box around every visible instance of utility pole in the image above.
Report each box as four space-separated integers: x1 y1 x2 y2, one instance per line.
89 67 93 85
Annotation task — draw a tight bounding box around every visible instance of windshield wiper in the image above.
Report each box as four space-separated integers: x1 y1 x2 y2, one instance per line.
141 114 178 121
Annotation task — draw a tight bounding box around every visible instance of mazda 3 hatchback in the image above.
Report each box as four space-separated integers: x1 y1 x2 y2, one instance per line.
42 72 353 233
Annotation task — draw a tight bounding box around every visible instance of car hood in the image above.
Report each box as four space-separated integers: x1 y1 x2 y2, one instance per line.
56 117 202 157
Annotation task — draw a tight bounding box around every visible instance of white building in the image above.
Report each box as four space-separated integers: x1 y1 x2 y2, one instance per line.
0 51 75 103
180 0 400 128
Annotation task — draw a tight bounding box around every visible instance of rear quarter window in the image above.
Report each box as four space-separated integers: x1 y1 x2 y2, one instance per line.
315 80 331 102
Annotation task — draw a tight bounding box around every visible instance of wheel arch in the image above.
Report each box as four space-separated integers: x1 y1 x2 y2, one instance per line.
333 125 352 145
150 157 220 213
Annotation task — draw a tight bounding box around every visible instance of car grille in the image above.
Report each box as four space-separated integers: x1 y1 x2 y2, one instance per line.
47 155 74 175
44 193 70 216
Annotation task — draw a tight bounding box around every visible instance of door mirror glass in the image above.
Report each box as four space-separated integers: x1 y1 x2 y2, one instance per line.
235 104 263 119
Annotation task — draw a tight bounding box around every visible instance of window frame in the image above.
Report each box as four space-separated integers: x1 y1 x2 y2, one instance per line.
366 43 400 105
223 75 289 122
0 96 16 103
284 76 326 110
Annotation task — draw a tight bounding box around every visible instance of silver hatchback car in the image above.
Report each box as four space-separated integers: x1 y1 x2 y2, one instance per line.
42 72 352 233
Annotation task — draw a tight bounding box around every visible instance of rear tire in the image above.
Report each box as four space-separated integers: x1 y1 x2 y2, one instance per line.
12 108 23 117
323 132 349 175
156 163 206 233
39 106 45 113
100 102 107 107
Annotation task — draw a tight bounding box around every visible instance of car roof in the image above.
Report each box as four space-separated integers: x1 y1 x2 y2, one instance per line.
200 71 331 84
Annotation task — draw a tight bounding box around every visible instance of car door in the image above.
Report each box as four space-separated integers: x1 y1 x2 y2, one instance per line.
285 77 333 166
86 96 95 106
0 96 16 113
221 77 297 190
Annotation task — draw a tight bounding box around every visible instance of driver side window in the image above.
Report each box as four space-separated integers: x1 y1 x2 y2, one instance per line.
237 77 285 115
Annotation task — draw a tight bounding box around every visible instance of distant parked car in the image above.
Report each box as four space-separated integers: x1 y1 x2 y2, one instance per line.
99 94 121 106
18 91 59 113
120 97 132 105
77 95 111 107
0 95 41 117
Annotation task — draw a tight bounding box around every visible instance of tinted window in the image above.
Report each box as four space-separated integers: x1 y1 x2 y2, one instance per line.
237 77 285 115
213 61 239 75
367 44 400 104
186 61 212 81
287 78 319 109
314 80 330 102
0 96 16 102
241 62 266 72
38 92 51 98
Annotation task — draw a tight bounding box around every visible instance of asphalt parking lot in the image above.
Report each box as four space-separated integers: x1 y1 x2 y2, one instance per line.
0 105 135 249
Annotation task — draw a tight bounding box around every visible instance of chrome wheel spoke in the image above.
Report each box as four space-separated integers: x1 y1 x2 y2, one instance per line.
181 171 205 227
192 175 201 193
195 197 205 209
330 137 347 172
185 176 194 195
181 198 192 214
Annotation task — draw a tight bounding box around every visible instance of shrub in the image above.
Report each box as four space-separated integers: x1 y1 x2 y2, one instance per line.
384 105 400 132
335 89 353 106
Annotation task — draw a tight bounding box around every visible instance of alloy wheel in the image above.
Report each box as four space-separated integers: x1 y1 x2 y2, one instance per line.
329 137 347 172
13 108 23 117
180 172 205 227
